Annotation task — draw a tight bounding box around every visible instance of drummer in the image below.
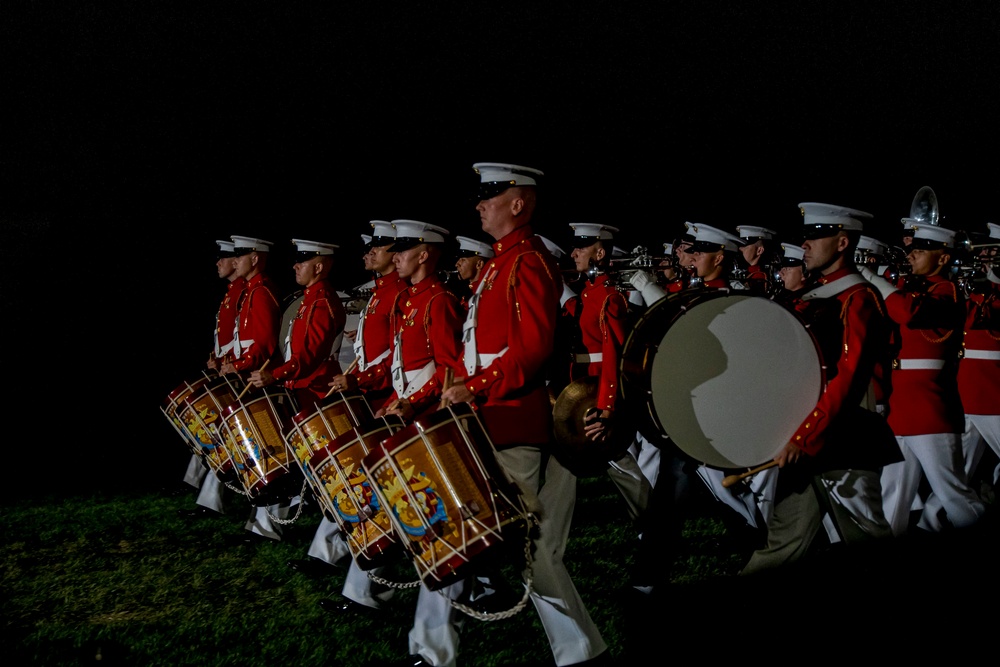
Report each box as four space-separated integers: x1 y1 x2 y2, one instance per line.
218 235 296 544
329 220 409 412
374 219 464 423
742 202 896 575
434 162 609 667
177 238 244 520
247 239 345 413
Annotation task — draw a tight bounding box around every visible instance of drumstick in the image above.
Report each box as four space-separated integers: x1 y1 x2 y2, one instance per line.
324 357 360 398
439 367 455 409
235 359 270 401
721 460 778 488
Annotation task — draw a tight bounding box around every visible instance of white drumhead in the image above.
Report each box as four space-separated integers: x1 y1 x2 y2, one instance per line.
650 294 821 468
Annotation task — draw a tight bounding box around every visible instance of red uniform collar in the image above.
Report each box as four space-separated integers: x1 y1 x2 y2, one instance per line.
491 225 534 258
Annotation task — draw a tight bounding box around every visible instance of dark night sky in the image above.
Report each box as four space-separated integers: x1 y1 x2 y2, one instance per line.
4 3 1000 495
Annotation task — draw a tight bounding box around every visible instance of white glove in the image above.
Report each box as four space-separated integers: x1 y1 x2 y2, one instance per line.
859 265 898 299
628 270 653 290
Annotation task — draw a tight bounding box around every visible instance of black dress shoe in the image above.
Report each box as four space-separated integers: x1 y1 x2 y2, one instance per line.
318 596 377 615
287 558 337 579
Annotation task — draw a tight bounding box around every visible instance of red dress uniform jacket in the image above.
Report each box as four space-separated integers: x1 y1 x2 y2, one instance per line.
232 272 282 373
885 274 966 436
350 271 410 398
381 277 464 418
562 274 629 411
213 277 246 363
788 268 893 457
270 280 346 407
460 225 562 448
958 281 1000 415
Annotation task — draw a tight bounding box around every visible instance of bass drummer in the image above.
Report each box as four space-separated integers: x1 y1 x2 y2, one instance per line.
741 202 896 576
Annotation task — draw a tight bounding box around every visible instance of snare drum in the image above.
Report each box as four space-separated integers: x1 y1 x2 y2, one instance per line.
620 288 823 469
221 386 301 506
162 371 217 455
362 403 528 591
283 390 375 472
177 374 246 481
308 416 406 570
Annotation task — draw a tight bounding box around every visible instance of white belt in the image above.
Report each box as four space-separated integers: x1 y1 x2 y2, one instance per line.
400 361 436 399
235 337 254 359
219 340 235 355
574 353 603 364
359 348 390 373
964 349 1000 360
894 358 946 370
473 347 509 373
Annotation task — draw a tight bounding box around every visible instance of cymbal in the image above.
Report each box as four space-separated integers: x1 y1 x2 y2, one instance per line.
551 376 632 477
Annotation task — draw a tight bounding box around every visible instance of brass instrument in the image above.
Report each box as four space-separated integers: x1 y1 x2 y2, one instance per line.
584 246 672 290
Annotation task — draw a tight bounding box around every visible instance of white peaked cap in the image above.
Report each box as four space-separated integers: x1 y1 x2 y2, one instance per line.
908 222 957 249
390 219 450 243
231 236 274 253
537 235 566 259
987 222 1000 240
569 223 618 241
780 243 805 263
736 225 777 241
455 235 494 258
857 235 889 256
472 162 544 186
216 239 235 253
798 202 872 232
687 223 742 253
291 239 338 256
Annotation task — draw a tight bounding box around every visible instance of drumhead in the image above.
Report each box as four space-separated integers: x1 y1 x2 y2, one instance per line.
642 292 822 469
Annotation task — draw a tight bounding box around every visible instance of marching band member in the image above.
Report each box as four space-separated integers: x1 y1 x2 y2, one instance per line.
433 162 609 667
375 219 464 423
957 222 1000 492
330 220 409 409
453 235 494 304
563 222 652 522
247 239 345 412
735 224 778 293
862 222 987 535
177 238 244 519
217 235 294 543
538 234 579 307
742 202 895 575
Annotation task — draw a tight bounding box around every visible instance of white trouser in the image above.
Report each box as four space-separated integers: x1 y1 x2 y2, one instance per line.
195 471 225 513
244 496 300 540
629 432 661 489
408 448 606 667
307 516 351 565
881 433 987 536
963 414 1000 485
343 560 394 608
183 453 208 488
606 452 652 522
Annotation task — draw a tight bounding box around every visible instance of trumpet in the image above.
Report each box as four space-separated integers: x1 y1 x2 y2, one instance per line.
584 246 673 287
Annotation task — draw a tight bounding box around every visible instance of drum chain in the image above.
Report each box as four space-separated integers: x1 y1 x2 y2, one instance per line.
366 572 421 590
224 481 247 496
445 512 538 622
265 481 310 525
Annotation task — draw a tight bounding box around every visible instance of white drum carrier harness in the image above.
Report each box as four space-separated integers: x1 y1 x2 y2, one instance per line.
463 266 508 375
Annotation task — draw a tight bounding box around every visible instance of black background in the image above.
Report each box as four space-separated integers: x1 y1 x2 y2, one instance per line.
4 3 1000 498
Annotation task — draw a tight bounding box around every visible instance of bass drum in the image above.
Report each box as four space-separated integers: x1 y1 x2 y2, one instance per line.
619 288 824 469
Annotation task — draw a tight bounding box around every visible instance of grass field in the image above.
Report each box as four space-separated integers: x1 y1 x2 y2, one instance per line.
3 453 996 667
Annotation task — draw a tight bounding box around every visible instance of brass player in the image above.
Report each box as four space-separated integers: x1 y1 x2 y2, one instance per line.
862 222 987 535
735 224 778 293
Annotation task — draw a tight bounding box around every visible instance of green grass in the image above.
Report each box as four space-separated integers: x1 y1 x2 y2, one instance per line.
1 468 743 667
